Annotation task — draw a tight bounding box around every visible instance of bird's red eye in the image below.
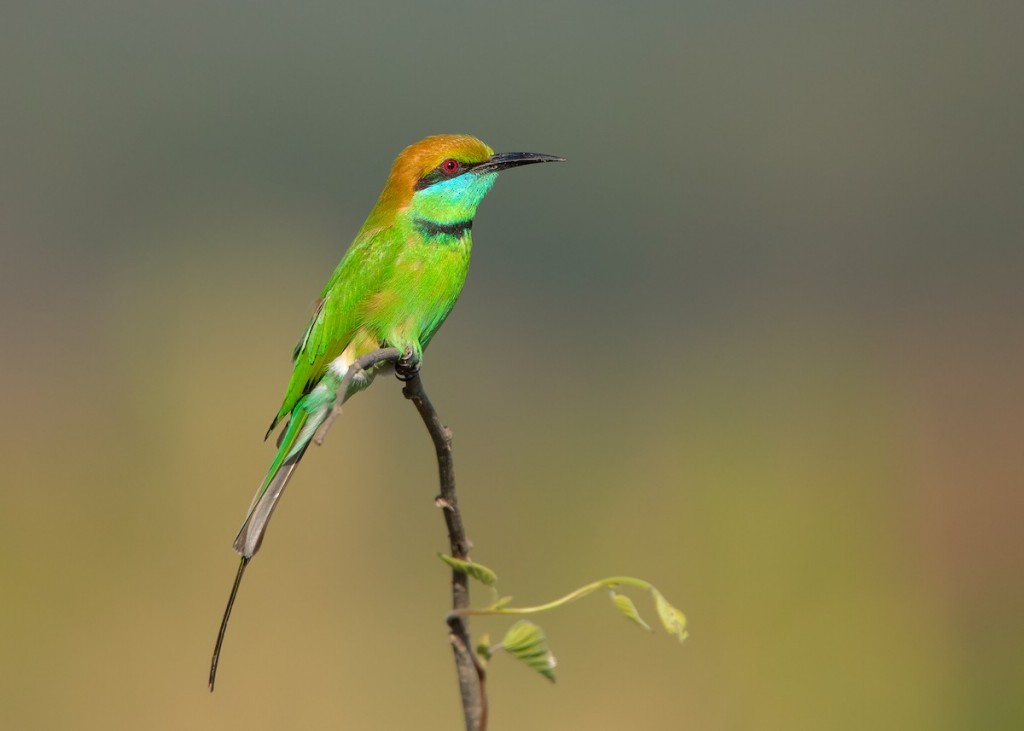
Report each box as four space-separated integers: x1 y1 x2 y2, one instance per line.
441 158 460 175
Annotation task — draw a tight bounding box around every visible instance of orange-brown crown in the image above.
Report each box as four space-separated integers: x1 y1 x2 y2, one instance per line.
394 134 494 182
364 135 494 228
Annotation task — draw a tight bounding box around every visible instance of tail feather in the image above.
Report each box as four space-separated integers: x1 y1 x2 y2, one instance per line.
233 402 320 558
211 363 380 689
209 556 248 691
211 387 331 692
232 445 308 557
232 366 353 559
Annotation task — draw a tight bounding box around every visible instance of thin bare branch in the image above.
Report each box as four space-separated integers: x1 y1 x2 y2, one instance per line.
314 347 404 445
304 347 486 729
397 361 487 731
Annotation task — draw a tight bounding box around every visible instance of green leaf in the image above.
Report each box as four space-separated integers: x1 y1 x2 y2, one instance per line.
610 591 652 632
500 620 557 682
476 633 492 663
651 588 688 643
437 554 498 586
492 595 514 610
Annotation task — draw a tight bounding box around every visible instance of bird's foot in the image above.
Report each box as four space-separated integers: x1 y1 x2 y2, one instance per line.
395 350 421 382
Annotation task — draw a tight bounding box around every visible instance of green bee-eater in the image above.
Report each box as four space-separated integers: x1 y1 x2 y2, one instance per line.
209 134 563 689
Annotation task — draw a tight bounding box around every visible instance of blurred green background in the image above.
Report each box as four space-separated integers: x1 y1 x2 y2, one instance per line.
2 1 1022 729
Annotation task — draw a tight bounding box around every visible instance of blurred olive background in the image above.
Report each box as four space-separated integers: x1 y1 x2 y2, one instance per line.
2 1 1022 729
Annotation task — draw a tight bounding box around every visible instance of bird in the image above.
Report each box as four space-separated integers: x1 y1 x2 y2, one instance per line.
209 134 563 690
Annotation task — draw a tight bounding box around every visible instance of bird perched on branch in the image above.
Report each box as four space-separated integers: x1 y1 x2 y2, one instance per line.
209 134 563 689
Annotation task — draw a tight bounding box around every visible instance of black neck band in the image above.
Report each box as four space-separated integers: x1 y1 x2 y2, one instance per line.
415 218 473 237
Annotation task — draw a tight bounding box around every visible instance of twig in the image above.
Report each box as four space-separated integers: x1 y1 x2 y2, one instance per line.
396 361 487 731
314 347 404 445
305 348 485 728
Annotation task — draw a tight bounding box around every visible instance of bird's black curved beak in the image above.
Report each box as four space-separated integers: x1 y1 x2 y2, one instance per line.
473 151 565 174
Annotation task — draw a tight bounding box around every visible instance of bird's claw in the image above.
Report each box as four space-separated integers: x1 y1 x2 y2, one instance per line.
395 350 421 382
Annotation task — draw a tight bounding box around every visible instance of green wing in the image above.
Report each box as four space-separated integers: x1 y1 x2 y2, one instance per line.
267 229 392 433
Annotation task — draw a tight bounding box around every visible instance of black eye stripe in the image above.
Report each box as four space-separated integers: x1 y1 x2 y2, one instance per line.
414 159 480 191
